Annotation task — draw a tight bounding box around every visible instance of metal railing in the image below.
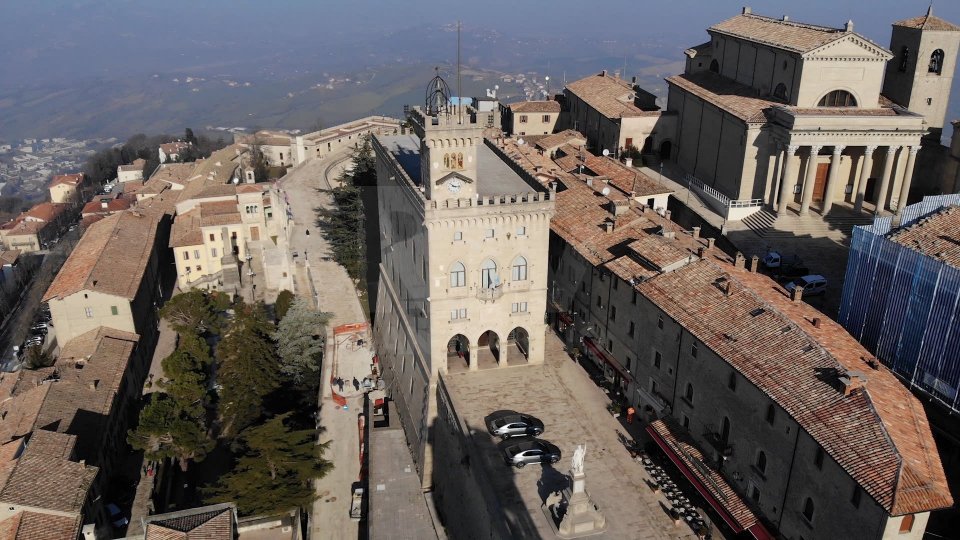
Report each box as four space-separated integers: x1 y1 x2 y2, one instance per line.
685 174 763 209
476 285 503 302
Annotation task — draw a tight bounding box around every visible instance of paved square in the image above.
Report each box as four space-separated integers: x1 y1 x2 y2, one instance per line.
443 333 704 540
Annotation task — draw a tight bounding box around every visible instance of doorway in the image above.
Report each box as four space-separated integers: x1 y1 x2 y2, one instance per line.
813 163 829 203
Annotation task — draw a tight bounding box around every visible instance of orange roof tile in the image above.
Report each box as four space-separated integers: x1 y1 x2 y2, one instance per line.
566 73 649 119
710 13 848 54
508 100 561 114
666 72 776 123
24 202 68 223
81 197 131 216
0 510 81 540
48 173 83 189
0 431 97 514
43 211 159 302
894 8 960 32
888 205 960 268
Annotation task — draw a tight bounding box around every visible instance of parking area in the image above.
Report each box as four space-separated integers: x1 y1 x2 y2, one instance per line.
442 332 706 540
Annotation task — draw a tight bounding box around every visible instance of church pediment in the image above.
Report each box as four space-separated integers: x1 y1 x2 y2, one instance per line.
803 34 893 61
434 171 474 185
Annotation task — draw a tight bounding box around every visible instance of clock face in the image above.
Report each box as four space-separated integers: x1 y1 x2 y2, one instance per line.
447 178 462 193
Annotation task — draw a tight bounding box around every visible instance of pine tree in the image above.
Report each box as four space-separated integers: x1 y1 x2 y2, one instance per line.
127 395 214 471
159 349 208 417
204 413 332 516
274 297 331 384
274 289 295 321
216 301 280 438
160 290 218 334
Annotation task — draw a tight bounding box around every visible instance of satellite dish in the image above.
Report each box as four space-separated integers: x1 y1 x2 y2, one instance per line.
602 149 610 157
517 138 525 145
494 84 499 90
601 187 611 196
232 177 240 184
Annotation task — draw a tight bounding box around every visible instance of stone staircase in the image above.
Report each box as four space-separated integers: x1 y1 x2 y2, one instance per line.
736 207 874 240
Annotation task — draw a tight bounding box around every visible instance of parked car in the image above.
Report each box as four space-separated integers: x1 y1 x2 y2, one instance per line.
30 322 48 330
486 413 545 439
29 327 47 337
106 503 129 528
502 439 562 468
785 275 828 296
762 251 802 270
775 263 811 281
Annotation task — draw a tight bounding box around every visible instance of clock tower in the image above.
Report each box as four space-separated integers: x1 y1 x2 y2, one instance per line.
411 72 483 202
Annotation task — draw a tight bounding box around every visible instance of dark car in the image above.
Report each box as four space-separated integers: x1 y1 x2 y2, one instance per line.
486 413 545 439
502 439 561 468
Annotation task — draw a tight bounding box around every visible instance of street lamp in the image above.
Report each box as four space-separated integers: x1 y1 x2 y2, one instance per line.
545 76 550 98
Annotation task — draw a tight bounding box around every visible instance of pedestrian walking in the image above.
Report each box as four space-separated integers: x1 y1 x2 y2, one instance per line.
337 378 345 392
352 377 361 391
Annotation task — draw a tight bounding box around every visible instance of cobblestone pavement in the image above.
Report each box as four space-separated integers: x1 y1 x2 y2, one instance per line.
279 153 369 539
444 331 712 540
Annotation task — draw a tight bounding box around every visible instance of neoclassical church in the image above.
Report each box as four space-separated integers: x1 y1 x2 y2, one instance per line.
371 74 555 486
665 6 960 216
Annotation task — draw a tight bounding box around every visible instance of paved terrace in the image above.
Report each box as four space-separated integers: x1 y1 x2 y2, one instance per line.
442 332 706 540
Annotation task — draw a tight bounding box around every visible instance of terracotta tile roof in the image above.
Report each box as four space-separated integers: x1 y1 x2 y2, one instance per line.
79 215 105 228
536 130 588 153
43 211 159 302
0 250 21 266
170 207 203 248
123 179 145 193
888 205 960 268
144 504 236 539
174 146 245 204
48 173 83 189
710 13 848 54
160 141 192 154
0 219 46 237
895 8 960 32
119 158 147 172
578 154 671 197
786 107 900 117
34 327 138 463
149 163 195 187
24 202 68 223
649 420 758 530
0 440 23 492
81 197 131 216
0 510 82 540
0 430 97 513
235 183 266 194
0 384 50 444
684 41 712 58
565 73 648 119
626 236 693 271
638 259 953 514
666 72 776 123
508 100 561 114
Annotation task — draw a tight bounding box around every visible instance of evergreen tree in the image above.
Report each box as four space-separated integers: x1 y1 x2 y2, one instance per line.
274 289 295 321
159 349 208 417
204 413 332 516
273 297 331 384
160 290 218 334
216 301 280 437
127 395 214 471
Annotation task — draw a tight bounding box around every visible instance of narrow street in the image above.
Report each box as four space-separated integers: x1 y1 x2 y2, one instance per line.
279 150 371 539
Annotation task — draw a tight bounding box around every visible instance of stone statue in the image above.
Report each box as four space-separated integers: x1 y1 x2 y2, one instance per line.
571 444 586 475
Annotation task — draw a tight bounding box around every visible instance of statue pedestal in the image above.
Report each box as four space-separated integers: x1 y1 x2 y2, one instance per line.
544 469 607 538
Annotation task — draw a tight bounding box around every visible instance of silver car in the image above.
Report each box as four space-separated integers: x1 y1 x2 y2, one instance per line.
502 439 561 468
487 413 545 439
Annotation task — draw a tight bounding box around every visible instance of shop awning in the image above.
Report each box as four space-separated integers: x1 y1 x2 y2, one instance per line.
646 420 775 540
582 337 632 382
557 312 573 325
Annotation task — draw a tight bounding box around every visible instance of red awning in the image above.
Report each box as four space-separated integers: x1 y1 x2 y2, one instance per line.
646 423 774 540
583 337 632 382
558 312 573 325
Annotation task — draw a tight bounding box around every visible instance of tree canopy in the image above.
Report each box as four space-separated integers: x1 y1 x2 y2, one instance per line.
216 301 280 438
274 289 295 321
274 296 331 384
127 394 214 471
160 289 220 334
204 413 332 516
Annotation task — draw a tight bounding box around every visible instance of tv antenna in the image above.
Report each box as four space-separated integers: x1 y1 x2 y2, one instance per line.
457 20 463 125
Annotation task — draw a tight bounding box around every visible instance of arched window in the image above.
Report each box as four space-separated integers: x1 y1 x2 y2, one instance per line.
802 498 815 522
511 256 528 281
720 416 731 445
900 514 915 533
727 372 737 391
449 261 465 288
709 59 720 73
480 259 498 289
930 49 945 75
773 83 787 100
766 404 776 425
756 451 767 474
818 90 857 107
900 46 911 72
684 383 694 404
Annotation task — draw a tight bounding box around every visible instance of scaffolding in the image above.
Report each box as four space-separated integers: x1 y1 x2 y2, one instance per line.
839 195 960 413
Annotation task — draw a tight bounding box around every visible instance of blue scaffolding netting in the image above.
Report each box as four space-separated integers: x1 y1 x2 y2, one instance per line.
839 195 960 413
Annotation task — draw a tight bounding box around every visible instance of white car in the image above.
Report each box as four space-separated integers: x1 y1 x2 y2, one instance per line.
785 275 828 296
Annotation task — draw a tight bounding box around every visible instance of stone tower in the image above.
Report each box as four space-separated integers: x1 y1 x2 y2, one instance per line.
883 6 960 142
411 105 482 202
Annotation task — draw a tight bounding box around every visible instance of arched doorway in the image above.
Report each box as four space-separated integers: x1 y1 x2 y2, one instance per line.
641 136 654 154
659 141 672 160
507 327 530 366
477 330 501 369
447 334 470 373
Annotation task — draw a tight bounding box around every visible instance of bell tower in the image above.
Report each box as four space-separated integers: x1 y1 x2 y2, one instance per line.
410 70 483 202
883 6 960 142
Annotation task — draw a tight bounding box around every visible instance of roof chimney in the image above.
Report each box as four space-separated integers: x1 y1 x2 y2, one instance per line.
734 252 745 269
791 284 804 303
664 210 671 220
844 20 854 32
603 221 615 233
742 6 751 15
697 247 706 258
707 238 716 249
89 379 99 390
750 255 760 273
812 317 821 328
782 15 789 22
101 201 108 209
692 226 701 239
841 371 867 397
601 70 607 77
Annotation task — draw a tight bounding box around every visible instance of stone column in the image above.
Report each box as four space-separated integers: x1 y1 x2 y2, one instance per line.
469 342 479 372
768 143 784 208
799 145 823 216
854 146 877 212
821 145 846 215
896 146 919 215
777 145 799 215
874 146 900 215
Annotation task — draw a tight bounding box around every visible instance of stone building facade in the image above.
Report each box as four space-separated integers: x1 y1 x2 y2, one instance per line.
372 103 554 488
